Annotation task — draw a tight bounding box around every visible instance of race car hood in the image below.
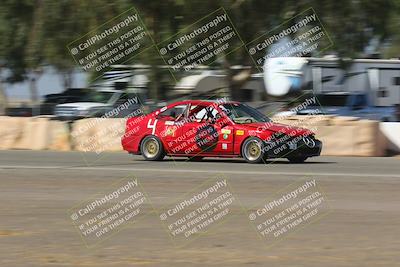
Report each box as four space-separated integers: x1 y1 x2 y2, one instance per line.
241 122 314 137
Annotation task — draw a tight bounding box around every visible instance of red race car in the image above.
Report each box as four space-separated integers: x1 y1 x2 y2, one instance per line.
121 100 322 163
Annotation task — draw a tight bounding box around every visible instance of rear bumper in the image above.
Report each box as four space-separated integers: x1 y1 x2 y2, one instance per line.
121 135 141 154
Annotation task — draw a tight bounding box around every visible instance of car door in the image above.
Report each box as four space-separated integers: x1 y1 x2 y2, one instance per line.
177 104 234 155
153 104 188 153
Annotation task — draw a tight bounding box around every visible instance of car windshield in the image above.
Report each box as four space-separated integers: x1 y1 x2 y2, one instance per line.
81 91 115 103
221 103 271 124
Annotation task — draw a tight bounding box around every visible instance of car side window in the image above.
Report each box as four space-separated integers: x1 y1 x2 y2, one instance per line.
189 105 220 123
157 105 188 121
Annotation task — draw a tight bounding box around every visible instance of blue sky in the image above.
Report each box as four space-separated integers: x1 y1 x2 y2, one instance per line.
3 67 88 101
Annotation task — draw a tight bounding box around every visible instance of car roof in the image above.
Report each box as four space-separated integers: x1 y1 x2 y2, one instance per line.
171 99 240 105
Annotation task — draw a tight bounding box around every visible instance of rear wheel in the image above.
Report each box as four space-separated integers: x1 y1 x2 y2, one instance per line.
287 156 308 163
242 137 266 164
140 135 165 161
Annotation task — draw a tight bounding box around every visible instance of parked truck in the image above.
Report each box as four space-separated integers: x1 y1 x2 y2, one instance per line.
54 89 142 120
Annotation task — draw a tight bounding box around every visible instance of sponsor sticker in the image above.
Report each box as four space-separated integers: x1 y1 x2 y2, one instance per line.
165 127 176 136
236 130 244 136
221 129 231 134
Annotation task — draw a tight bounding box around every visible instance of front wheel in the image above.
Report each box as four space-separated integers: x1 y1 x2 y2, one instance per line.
287 156 308 163
242 137 266 164
140 135 166 161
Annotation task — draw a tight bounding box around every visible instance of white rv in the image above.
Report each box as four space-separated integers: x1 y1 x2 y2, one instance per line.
264 57 400 107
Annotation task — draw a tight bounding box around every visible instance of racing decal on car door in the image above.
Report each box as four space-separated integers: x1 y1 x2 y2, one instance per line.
221 128 231 140
195 124 218 152
221 129 231 134
164 126 176 137
236 130 245 136
147 119 158 135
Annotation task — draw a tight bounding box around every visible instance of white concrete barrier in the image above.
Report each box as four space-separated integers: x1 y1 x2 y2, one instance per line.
12 117 50 150
0 116 394 156
47 120 71 151
272 115 386 156
380 122 400 153
0 117 30 149
71 118 127 153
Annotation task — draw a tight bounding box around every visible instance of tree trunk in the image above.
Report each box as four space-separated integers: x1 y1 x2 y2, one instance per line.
29 72 42 116
62 69 73 89
0 83 7 115
26 0 44 116
224 60 251 101
150 11 160 101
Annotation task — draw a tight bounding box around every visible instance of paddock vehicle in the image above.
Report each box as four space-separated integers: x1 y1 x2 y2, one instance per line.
54 90 140 120
121 100 322 163
276 92 397 122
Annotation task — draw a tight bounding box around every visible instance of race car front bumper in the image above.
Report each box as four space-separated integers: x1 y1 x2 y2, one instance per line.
263 136 322 159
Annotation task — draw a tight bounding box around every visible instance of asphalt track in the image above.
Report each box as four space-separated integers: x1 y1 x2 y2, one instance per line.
0 150 399 267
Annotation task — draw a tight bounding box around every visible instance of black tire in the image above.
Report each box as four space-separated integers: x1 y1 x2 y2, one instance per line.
287 156 308 163
188 156 204 161
241 137 266 164
140 135 166 161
